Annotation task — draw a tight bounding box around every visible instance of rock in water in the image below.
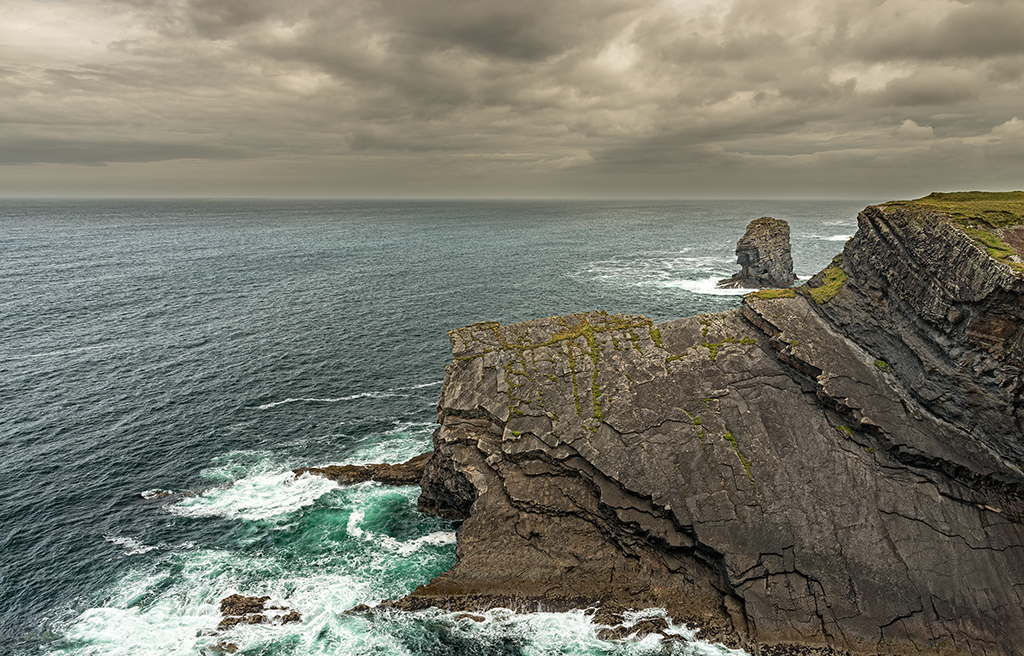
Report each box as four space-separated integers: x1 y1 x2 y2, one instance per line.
403 194 1024 656
718 216 797 289
216 593 302 631
294 451 431 486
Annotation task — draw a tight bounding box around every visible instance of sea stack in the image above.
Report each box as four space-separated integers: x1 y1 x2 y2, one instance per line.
718 216 797 289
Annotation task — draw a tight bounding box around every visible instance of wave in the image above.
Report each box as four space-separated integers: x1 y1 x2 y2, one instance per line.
582 254 738 287
657 277 751 296
256 393 392 411
51 484 460 656
56 481 748 656
347 506 456 556
103 535 160 556
256 380 443 411
382 531 458 557
140 488 175 500
168 470 338 521
5 343 113 362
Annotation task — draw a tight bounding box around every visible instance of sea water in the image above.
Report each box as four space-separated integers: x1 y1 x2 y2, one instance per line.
0 199 867 655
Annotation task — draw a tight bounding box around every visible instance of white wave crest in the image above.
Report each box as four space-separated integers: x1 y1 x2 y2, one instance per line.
140 489 174 500
256 380 442 411
347 509 365 539
346 500 455 555
381 531 458 556
104 535 160 556
257 393 387 411
169 471 338 521
658 277 751 296
583 254 737 287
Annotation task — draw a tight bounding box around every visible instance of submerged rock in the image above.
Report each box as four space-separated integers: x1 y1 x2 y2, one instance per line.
401 195 1024 655
718 216 797 289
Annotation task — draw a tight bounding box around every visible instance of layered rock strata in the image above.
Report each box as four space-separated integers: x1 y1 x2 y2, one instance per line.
811 202 1024 473
719 217 797 289
400 198 1024 655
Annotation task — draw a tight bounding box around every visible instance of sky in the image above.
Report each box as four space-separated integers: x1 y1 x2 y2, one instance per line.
1 0 1022 199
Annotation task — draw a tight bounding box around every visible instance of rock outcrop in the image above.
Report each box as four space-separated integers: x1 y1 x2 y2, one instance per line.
719 217 797 289
294 451 430 486
403 195 1024 655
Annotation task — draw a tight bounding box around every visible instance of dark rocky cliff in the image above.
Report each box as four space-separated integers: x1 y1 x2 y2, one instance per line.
405 195 1024 655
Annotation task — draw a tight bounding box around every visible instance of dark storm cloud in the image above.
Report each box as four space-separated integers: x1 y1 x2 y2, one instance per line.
1 0 1021 197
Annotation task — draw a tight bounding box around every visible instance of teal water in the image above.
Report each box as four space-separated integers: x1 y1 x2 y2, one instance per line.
0 199 867 655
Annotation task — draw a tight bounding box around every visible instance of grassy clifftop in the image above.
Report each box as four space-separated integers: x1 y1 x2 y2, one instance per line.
882 191 1024 273
884 191 1024 228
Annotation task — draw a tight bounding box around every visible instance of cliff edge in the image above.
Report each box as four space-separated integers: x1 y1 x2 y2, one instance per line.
406 193 1024 655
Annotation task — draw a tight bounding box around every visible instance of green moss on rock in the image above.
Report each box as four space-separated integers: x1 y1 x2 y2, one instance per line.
750 288 796 300
807 265 848 304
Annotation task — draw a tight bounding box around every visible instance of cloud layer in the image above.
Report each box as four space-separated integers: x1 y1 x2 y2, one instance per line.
2 0 1022 197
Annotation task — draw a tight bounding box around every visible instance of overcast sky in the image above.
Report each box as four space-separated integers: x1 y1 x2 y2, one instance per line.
1 0 1022 198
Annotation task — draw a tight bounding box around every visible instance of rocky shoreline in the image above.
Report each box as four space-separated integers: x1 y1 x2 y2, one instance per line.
395 194 1023 655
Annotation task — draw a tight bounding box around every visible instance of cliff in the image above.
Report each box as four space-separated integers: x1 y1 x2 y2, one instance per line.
405 193 1024 655
719 216 797 289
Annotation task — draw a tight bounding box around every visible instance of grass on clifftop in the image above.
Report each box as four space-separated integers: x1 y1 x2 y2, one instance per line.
884 191 1024 273
807 264 848 304
887 191 1024 229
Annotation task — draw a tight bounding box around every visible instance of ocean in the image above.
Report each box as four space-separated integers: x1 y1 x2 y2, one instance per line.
0 199 867 656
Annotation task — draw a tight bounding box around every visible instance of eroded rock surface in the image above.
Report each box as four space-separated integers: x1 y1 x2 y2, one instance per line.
719 217 797 289
404 200 1024 655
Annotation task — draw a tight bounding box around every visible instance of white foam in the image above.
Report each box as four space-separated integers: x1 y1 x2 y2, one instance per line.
823 234 853 241
169 471 338 521
583 254 738 287
140 489 173 500
196 449 281 482
659 277 751 296
104 535 160 556
64 604 215 656
345 498 454 555
347 509 366 539
59 511 749 656
373 606 751 655
341 421 437 466
380 530 458 556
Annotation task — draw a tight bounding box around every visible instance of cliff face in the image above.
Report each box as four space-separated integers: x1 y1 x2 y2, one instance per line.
408 198 1024 655
813 202 1024 475
719 217 797 289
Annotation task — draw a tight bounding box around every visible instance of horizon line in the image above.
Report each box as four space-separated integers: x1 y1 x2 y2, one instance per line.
0 195 894 203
